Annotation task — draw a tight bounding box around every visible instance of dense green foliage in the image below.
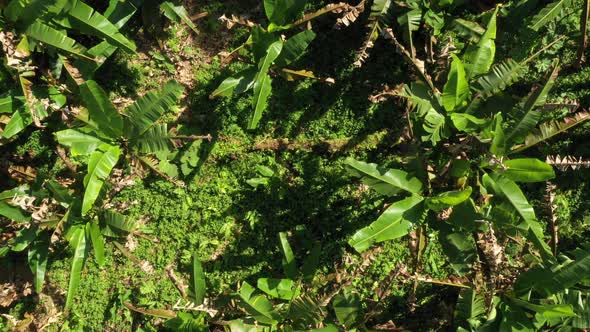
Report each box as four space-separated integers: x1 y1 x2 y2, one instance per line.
2 0 590 331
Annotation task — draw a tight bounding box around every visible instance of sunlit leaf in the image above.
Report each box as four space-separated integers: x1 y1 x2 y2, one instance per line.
55 129 105 156
82 144 120 215
274 29 316 67
248 40 283 129
28 235 49 293
25 21 91 59
160 1 199 34
100 209 136 237
190 253 206 305
427 187 472 212
344 158 423 195
65 226 87 311
86 221 105 267
0 201 30 222
443 54 469 112
238 282 282 325
501 158 555 183
79 80 123 139
463 7 498 78
257 278 299 300
210 68 257 98
66 0 136 53
3 107 32 139
349 195 424 252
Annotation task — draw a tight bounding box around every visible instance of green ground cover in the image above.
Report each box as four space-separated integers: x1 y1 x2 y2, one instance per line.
3 0 590 331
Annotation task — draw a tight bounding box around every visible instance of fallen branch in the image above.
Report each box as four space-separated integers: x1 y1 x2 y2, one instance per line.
123 302 176 319
172 134 212 141
166 265 188 299
246 130 390 153
56 146 77 172
173 299 219 317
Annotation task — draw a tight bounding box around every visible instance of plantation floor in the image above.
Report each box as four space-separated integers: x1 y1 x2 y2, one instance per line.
4 1 590 331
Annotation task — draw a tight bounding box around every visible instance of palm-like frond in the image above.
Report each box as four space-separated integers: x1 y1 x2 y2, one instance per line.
454 288 486 330
130 123 173 154
512 111 590 153
4 0 65 28
529 0 576 31
397 7 422 58
25 21 92 60
123 80 183 138
100 209 137 238
515 245 590 296
506 63 559 146
64 0 136 53
369 0 392 29
400 82 437 116
422 108 448 145
288 295 327 328
137 156 185 187
475 59 525 98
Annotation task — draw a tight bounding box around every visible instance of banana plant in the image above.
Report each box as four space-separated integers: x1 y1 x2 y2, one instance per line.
529 0 577 32
0 178 139 311
2 78 185 311
210 0 317 129
141 0 202 38
455 245 590 331
1 0 136 56
55 79 185 214
0 0 200 141
0 0 138 140
38 79 184 310
355 0 454 67
397 7 590 151
344 154 554 254
227 232 348 331
344 5 590 330
123 234 335 331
